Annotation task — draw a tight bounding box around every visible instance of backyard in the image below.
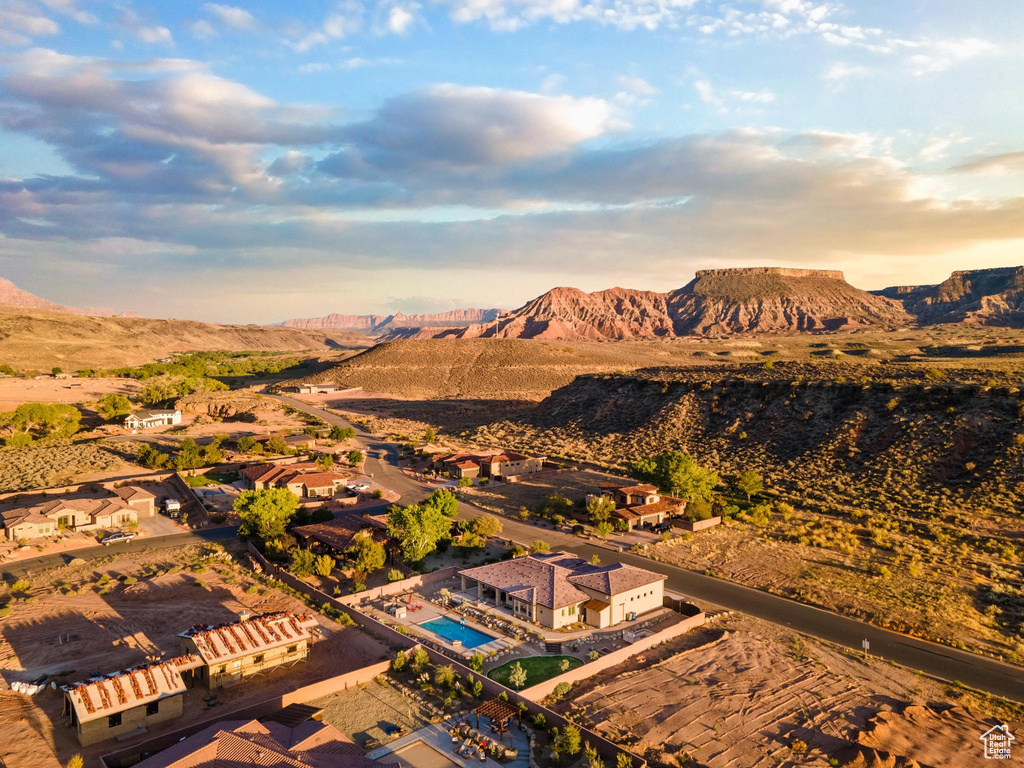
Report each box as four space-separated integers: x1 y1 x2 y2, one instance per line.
487 656 583 689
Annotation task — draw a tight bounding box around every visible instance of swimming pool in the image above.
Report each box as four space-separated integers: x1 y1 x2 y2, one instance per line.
419 616 494 648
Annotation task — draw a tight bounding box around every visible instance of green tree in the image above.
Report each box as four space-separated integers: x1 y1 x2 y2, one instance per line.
386 491 455 563
234 488 298 543
616 754 633 768
96 394 132 421
435 664 456 687
266 435 289 455
51 366 63 376
411 647 430 673
630 451 719 500
508 661 527 690
736 470 763 502
457 476 473 487
235 435 258 453
594 521 614 540
586 495 615 525
174 438 204 471
317 454 335 472
424 426 436 443
313 554 335 577
290 549 317 575
469 652 484 672
64 756 84 768
135 443 169 469
455 530 485 562
347 449 364 466
392 650 407 672
468 514 502 539
552 725 582 759
330 425 355 440
584 743 605 768
5 432 32 448
559 658 571 672
347 532 386 574
529 539 550 554
539 493 574 517
202 443 223 465
1 402 81 439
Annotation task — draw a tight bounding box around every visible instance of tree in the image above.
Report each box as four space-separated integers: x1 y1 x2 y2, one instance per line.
552 725 582 759
236 435 257 453
584 743 605 768
174 438 204 471
330 425 355 440
51 366 63 376
469 652 484 672
290 549 317 575
202 443 223 465
424 427 436 443
317 454 335 472
235 488 298 543
736 470 763 502
5 432 31 448
392 650 407 672
347 532 386 574
136 443 169 469
96 394 132 421
1 402 81 439
559 658 571 672
64 756 84 768
386 491 455 563
589 554 601 565
594 521 613 540
313 554 335 577
266 435 290 455
468 514 502 539
455 531 485 562
586 495 615 525
630 451 719 500
411 647 430 673
435 664 456 687
508 661 528 690
529 539 550 554
539 493 573 517
347 449 364 466
616 754 633 768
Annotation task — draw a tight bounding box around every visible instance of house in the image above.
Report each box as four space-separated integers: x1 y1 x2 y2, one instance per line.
593 481 687 531
124 409 182 430
0 485 155 541
179 611 319 689
240 462 350 499
133 716 379 768
63 655 203 746
432 451 545 480
293 383 343 395
255 433 317 451
293 513 387 556
459 552 666 629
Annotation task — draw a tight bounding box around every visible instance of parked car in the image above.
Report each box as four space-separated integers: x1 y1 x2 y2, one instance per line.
355 484 370 491
652 522 672 534
101 532 134 546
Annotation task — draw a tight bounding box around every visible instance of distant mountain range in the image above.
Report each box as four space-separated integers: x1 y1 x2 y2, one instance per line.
0 278 138 318
283 266 1024 341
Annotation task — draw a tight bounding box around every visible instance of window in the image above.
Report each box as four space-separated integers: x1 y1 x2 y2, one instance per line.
146 701 159 716
108 713 122 728
287 645 297 654
217 665 226 674
253 654 265 664
568 605 576 615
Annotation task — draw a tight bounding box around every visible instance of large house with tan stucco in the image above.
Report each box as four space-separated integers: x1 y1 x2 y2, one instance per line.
459 552 666 629
0 485 156 542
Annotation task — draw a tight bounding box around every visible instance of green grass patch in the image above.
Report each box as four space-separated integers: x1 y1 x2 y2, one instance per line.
487 655 583 689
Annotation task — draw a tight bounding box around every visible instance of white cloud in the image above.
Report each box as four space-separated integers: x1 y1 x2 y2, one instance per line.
906 38 998 75
135 25 174 45
203 4 257 30
388 7 415 34
38 0 97 25
616 75 658 95
0 7 60 41
694 79 773 111
728 88 775 103
444 0 700 32
190 20 218 40
540 73 565 93
824 62 869 80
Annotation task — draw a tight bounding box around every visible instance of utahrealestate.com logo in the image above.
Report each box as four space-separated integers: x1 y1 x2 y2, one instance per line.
980 724 1014 760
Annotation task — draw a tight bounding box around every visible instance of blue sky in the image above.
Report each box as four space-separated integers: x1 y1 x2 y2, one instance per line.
1 0 1023 322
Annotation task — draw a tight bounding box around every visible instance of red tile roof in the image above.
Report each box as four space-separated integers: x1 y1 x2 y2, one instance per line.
64 655 203 724
180 612 319 665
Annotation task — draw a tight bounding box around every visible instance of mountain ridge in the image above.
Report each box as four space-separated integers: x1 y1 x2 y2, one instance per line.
282 308 503 334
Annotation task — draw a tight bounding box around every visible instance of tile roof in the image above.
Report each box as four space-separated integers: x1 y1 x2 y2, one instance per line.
615 484 660 495
64 655 202 724
113 485 157 503
134 718 374 768
292 514 384 551
0 492 137 529
461 552 665 607
620 498 684 517
180 612 319 665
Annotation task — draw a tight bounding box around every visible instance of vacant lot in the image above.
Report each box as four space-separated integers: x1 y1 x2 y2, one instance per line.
554 615 1021 768
0 376 142 412
461 469 624 519
0 542 388 768
0 438 136 493
312 681 433 748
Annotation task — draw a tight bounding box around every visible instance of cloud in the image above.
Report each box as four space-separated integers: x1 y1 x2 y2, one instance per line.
38 0 96 25
616 75 658 96
134 25 174 46
905 37 998 75
953 151 1024 175
388 7 416 34
693 79 773 111
443 0 700 32
0 4 60 45
824 62 869 80
190 20 219 40
203 3 257 31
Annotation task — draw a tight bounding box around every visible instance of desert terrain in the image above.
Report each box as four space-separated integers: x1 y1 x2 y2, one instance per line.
0 541 389 768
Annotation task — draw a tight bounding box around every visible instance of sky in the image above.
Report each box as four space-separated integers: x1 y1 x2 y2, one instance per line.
1 0 1023 323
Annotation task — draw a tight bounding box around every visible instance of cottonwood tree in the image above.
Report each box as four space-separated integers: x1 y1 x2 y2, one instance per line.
96 394 132 421
630 451 719 500
235 488 298 543
468 514 502 539
317 454 335 472
736 470 764 502
586 496 615 525
347 532 386 575
386 490 456 563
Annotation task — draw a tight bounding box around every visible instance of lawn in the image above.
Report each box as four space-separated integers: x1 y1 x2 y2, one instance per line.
487 655 583 689
183 471 238 487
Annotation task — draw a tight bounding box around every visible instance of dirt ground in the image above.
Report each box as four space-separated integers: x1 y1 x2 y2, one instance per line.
0 376 142 412
312 681 433 748
642 518 1020 658
0 542 390 768
555 615 1021 768
460 469 625 518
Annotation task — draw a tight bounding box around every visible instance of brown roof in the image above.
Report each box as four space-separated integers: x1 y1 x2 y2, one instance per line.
453 460 480 470
292 514 385 551
113 485 157 503
64 655 202 724
286 472 345 489
567 563 666 595
241 462 317 484
134 718 374 768
622 498 684 517
180 612 318 665
583 598 610 612
460 553 590 609
616 483 660 495
1 493 135 529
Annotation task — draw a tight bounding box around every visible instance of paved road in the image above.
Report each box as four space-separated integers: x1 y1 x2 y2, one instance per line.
276 393 1024 703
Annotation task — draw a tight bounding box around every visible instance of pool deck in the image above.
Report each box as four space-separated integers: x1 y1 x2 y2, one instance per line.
379 598 512 658
367 722 530 768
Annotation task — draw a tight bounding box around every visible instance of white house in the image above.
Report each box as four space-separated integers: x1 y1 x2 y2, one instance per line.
124 409 182 430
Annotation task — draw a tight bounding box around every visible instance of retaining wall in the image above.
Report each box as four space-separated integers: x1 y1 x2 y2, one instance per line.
675 516 722 532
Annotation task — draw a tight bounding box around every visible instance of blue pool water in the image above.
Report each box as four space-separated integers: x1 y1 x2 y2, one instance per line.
419 616 494 648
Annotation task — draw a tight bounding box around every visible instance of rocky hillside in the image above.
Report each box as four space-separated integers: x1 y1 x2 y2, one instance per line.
875 266 1024 326
0 277 123 317
435 268 912 340
282 308 503 335
0 310 367 370
473 363 1024 522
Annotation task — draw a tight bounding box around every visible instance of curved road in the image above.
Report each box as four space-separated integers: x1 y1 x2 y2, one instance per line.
274 393 1024 704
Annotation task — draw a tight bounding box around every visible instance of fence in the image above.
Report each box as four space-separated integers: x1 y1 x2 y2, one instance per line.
674 516 722 532
518 611 706 700
245 544 649 768
100 659 391 768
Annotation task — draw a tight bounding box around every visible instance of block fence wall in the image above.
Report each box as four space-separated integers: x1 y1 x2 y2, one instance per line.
245 544 649 768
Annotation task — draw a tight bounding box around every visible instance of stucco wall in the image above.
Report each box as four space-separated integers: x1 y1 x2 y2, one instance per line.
77 693 184 746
